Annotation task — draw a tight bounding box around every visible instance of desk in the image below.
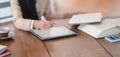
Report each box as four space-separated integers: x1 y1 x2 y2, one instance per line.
0 18 120 57
0 0 120 57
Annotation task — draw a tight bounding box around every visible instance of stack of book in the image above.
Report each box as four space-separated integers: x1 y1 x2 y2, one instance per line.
69 13 120 39
0 45 10 57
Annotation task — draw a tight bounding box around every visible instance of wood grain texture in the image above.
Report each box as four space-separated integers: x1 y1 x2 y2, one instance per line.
45 19 111 57
1 0 120 57
97 39 120 57
95 17 120 57
0 22 50 57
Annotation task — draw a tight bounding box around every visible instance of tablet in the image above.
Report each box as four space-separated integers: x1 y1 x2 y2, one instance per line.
31 26 77 40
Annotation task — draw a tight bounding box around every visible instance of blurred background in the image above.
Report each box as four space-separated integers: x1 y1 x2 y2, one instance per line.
0 0 13 24
0 0 120 24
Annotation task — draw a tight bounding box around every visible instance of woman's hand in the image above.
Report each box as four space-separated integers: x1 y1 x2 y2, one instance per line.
33 20 53 29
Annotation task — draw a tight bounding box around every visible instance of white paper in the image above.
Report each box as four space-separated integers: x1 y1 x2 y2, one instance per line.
78 18 120 38
69 13 102 25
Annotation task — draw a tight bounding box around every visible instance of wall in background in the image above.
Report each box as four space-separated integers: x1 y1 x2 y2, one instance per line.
0 0 13 24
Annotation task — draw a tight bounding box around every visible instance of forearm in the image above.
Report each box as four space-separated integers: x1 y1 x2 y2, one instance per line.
46 12 77 19
11 0 35 31
45 12 65 19
14 19 34 31
50 12 86 19
51 13 64 19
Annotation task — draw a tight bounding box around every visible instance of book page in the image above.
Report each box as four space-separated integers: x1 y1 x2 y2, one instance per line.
78 18 120 38
85 18 120 31
104 18 120 27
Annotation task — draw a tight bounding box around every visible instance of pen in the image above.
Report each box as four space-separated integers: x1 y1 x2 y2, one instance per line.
41 16 47 21
41 16 55 24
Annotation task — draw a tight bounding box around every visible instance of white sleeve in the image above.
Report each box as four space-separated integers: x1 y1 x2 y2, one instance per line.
30 20 35 30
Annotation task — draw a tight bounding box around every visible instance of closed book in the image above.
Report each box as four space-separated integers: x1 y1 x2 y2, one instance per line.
0 45 7 54
0 49 11 57
69 13 102 25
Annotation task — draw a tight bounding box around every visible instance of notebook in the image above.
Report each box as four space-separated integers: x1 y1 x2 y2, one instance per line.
78 18 120 38
0 49 11 57
69 13 102 25
0 45 7 54
31 26 77 40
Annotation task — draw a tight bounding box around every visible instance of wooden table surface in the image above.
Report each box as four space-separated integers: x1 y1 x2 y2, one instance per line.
0 0 120 57
0 18 120 57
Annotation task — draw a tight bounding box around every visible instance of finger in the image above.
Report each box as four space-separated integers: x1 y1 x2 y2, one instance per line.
45 21 53 26
44 23 52 28
45 21 52 24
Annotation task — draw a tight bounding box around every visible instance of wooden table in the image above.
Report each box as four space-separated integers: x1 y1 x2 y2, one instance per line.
0 0 120 57
0 18 120 57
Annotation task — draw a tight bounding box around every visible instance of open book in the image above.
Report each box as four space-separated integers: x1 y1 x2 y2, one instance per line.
78 18 120 38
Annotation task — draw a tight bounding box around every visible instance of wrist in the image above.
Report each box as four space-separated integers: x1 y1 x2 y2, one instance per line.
33 20 39 29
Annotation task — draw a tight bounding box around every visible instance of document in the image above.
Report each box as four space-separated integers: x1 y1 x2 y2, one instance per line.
69 13 102 25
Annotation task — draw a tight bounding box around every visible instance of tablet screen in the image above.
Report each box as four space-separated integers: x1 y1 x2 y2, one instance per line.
31 26 77 40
